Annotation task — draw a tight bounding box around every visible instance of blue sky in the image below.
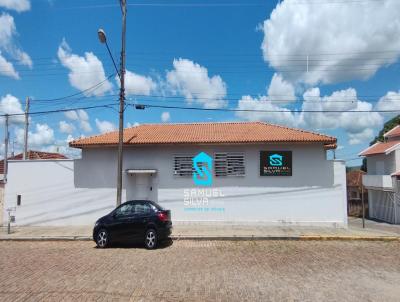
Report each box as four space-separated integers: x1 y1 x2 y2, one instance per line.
1 0 400 163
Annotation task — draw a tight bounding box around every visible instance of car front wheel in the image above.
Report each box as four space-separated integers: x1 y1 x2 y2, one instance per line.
96 229 109 248
145 229 157 249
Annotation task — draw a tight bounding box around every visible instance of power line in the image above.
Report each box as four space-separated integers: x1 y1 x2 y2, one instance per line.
129 103 400 113
0 102 119 118
32 74 115 102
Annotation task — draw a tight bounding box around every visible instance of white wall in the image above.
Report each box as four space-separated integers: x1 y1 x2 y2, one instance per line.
4 160 122 226
366 152 397 175
4 143 347 227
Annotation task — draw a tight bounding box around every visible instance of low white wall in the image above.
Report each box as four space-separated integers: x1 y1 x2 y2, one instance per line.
4 158 347 227
4 160 124 226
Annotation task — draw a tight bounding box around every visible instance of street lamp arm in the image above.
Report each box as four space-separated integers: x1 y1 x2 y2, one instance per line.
104 41 121 80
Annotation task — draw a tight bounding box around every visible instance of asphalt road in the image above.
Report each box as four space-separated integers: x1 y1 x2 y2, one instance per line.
0 240 399 301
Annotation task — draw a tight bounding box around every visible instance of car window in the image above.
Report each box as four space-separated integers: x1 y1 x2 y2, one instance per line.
115 203 134 216
134 203 153 215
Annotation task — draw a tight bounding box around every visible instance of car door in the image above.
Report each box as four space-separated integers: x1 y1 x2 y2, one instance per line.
132 201 155 238
108 202 135 241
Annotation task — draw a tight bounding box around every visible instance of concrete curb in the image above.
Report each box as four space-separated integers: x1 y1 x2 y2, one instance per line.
0 235 399 242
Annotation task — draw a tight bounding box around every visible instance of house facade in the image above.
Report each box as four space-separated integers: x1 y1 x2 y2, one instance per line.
4 122 347 227
360 125 400 224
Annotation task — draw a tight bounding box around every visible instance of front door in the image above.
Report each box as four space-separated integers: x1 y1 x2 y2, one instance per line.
135 174 151 200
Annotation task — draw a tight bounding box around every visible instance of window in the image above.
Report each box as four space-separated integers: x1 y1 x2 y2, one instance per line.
174 154 194 177
134 203 152 215
115 203 135 216
214 152 245 177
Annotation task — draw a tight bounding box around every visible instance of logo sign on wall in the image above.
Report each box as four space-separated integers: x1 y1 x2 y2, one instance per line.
260 151 292 176
193 152 213 186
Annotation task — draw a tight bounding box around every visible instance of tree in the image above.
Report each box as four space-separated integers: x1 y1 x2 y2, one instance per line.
361 115 400 172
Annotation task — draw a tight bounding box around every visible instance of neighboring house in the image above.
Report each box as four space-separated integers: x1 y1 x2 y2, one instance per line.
346 170 367 217
0 150 67 226
359 125 400 224
4 122 347 227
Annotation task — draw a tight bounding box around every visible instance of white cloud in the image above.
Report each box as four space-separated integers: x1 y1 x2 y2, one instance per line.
0 13 32 79
236 95 300 127
79 120 92 133
0 51 18 78
118 69 156 96
16 123 55 147
57 39 112 96
166 58 227 109
0 94 24 124
59 121 75 134
77 109 89 121
301 88 383 139
95 118 116 133
63 109 92 132
262 0 400 85
126 122 139 128
161 111 170 122
376 91 400 118
267 73 296 104
348 128 375 146
0 0 30 12
236 87 383 145
64 110 79 121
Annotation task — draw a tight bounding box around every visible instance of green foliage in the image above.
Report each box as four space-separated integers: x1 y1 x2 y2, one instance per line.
369 115 400 145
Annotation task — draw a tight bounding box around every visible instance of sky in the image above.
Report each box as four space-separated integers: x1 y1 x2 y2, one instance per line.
0 0 400 163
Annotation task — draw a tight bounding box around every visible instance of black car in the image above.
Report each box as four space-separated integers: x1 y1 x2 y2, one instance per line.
93 200 172 249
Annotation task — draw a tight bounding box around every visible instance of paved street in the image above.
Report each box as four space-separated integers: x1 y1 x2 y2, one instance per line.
1 240 400 302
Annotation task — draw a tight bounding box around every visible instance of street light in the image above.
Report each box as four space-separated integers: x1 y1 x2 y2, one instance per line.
98 0 127 207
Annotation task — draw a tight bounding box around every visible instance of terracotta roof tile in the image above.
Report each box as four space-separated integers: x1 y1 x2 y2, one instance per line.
0 150 67 174
69 122 336 148
359 140 400 157
384 125 400 138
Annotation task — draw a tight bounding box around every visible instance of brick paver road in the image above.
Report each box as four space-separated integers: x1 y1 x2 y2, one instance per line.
0 240 400 301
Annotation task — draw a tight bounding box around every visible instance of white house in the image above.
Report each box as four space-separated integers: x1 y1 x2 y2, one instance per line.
4 122 347 227
360 125 400 224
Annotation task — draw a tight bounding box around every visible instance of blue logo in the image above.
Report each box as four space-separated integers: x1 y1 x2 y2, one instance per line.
269 154 283 166
193 152 213 186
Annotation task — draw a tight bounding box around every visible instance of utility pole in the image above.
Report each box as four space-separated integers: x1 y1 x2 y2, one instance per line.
23 97 30 160
116 0 127 207
4 114 9 183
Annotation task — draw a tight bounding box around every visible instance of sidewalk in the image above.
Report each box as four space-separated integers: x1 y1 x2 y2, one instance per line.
1 217 399 241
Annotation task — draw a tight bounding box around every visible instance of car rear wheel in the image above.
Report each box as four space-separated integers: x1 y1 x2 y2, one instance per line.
145 229 157 249
96 229 109 248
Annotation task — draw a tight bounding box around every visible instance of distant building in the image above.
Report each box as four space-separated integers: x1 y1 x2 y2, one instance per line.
359 125 400 224
346 170 367 217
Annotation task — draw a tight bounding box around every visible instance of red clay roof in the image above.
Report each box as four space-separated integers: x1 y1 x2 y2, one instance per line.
69 122 336 149
0 150 67 174
359 140 400 157
384 125 400 138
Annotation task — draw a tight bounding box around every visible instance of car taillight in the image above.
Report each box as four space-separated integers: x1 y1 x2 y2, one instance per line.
157 212 169 222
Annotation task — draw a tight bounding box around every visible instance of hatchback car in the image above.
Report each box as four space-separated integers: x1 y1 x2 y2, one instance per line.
93 200 172 249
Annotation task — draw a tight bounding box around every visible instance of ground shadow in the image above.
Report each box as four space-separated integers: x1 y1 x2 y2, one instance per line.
93 237 174 250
